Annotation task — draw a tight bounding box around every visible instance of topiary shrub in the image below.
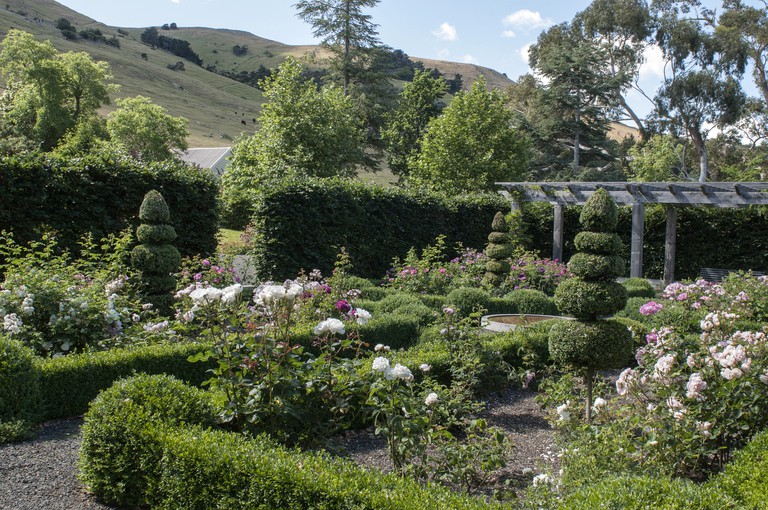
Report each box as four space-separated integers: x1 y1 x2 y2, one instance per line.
550 188 633 422
621 277 657 298
484 212 512 287
78 373 218 507
0 335 42 443
359 314 421 350
445 287 492 317
375 292 424 314
502 289 559 316
131 190 181 312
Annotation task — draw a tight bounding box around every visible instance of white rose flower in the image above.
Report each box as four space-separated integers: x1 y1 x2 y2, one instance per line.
374 343 390 352
314 318 345 336
221 284 243 304
390 363 413 382
425 392 439 406
556 403 570 421
354 308 372 325
3 313 22 334
419 363 431 373
372 356 390 372
190 287 223 305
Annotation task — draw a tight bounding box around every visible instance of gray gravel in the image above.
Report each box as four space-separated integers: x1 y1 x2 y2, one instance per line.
0 418 113 510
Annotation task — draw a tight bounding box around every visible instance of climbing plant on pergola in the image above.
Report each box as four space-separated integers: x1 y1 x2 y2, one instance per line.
496 182 768 283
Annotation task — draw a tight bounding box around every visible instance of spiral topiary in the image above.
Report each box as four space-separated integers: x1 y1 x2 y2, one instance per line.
550 188 633 422
484 212 512 287
131 190 180 313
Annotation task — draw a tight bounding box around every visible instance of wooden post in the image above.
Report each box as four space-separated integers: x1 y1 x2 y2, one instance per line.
664 205 677 284
630 202 644 278
553 204 564 262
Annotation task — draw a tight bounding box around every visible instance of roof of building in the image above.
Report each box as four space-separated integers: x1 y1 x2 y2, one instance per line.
179 147 231 169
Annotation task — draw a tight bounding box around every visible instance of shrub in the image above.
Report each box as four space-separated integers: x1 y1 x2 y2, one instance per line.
713 429 768 509
392 303 436 327
131 190 180 312
505 254 571 296
549 319 634 370
484 212 512 287
622 277 657 298
558 475 736 510
0 154 219 259
616 296 655 322
445 288 491 317
0 335 42 442
78 373 218 507
360 314 422 350
376 292 424 314
249 179 505 280
39 341 213 420
415 294 447 310
503 289 559 315
553 279 628 319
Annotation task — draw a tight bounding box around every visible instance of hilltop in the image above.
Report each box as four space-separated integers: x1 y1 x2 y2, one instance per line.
0 0 515 147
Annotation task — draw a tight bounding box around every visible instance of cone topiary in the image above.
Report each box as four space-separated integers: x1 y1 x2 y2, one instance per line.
131 190 180 313
550 188 633 422
484 212 512 287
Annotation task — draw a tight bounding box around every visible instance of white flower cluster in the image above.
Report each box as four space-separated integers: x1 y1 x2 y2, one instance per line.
3 313 22 334
189 284 243 306
556 402 570 421
353 308 372 325
253 282 302 305
711 342 751 380
424 392 439 406
371 356 413 382
144 320 169 333
314 318 345 335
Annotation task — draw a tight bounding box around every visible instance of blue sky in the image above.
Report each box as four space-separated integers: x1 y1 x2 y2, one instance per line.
57 0 756 118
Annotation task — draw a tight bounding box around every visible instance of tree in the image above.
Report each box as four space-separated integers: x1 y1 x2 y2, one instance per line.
408 77 529 194
0 29 116 150
650 0 745 182
717 0 768 105
626 134 689 181
106 96 189 163
221 57 367 218
574 0 653 135
381 69 447 179
529 23 623 175
294 0 380 94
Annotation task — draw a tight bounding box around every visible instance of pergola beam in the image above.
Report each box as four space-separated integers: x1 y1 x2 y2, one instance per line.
496 182 768 280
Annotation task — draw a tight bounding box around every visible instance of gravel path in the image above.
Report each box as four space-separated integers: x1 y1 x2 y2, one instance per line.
0 387 555 509
0 418 113 510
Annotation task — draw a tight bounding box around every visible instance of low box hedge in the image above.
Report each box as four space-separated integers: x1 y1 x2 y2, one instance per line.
37 341 213 420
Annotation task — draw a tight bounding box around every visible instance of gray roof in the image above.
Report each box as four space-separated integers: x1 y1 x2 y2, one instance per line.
179 147 232 175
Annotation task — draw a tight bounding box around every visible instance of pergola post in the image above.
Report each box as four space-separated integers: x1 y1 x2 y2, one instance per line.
630 202 644 278
553 204 564 262
664 205 677 284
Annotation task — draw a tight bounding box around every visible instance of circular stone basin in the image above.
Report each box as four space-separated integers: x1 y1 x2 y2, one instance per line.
481 314 570 332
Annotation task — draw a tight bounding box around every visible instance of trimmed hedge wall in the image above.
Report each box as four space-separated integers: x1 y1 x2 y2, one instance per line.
37 342 213 420
521 202 768 280
250 179 507 280
0 155 219 258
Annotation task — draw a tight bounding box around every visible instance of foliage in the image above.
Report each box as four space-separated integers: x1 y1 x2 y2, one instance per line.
0 29 117 151
621 277 657 298
131 190 180 312
0 335 41 443
0 230 166 356
484 212 512 287
106 96 189 163
381 69 447 179
408 77 529 194
627 134 689 181
0 153 220 258
505 254 571 296
444 288 491 318
501 289 559 316
139 27 203 65
221 57 367 220
78 373 218 507
714 429 768 509
247 178 506 279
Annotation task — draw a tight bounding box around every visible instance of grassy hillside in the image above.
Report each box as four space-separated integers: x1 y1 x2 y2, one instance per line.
0 0 515 148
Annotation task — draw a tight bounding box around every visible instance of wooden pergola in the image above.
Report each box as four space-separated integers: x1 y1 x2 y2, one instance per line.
496 182 768 283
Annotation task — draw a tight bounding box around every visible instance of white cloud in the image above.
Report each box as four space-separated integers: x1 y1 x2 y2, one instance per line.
501 30 516 38
432 22 458 41
639 44 665 79
502 10 553 31
518 43 533 66
171 0 181 4
463 54 479 64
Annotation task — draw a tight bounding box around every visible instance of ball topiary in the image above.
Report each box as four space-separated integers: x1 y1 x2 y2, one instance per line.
131 190 181 313
567 253 625 281
549 319 633 370
502 289 559 316
0 335 42 443
554 278 627 319
445 287 492 317
573 231 623 255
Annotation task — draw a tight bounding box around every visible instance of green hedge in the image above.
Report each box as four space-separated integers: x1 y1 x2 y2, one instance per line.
37 341 213 420
713 429 768 509
250 179 507 280
0 335 42 442
521 202 768 280
0 155 219 258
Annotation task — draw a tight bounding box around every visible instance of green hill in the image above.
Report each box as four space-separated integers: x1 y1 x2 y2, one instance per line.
0 0 514 147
